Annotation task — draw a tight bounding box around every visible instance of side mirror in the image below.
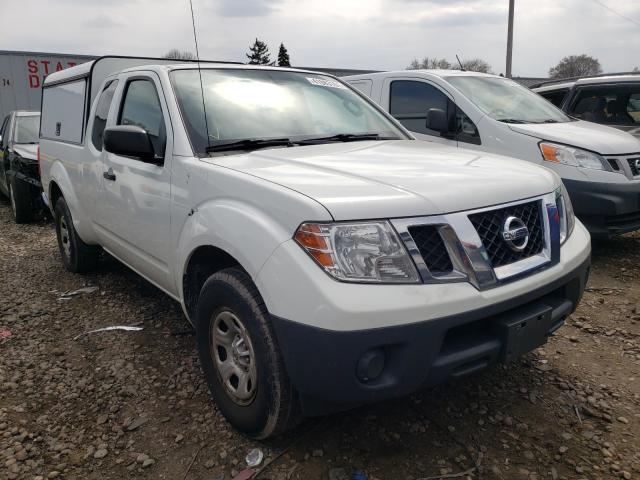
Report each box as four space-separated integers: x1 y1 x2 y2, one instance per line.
426 108 449 133
103 125 158 163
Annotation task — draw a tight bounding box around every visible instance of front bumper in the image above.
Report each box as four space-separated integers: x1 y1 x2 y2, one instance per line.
564 178 640 236
271 254 589 415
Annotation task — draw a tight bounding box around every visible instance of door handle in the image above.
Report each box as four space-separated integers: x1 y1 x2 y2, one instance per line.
103 168 116 181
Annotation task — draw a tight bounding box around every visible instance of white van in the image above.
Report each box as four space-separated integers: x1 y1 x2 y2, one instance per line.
345 70 640 237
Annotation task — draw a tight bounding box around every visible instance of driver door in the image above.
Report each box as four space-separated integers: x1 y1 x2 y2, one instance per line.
99 73 175 294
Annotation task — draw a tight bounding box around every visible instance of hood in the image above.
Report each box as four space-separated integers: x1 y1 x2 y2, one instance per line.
12 144 38 160
612 124 640 140
207 140 559 220
508 120 640 155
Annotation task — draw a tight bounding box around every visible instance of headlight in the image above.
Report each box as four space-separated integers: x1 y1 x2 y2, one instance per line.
294 221 420 283
540 142 608 171
556 184 575 244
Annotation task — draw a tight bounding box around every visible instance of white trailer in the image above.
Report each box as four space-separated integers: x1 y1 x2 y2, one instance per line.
0 50 95 121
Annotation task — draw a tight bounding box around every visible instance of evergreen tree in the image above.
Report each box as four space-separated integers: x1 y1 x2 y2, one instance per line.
246 38 271 65
277 43 291 67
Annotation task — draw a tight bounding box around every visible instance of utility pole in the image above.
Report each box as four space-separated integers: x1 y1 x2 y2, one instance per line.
506 0 515 78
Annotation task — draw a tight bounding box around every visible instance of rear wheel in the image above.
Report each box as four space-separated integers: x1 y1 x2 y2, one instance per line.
196 267 300 439
54 197 100 273
8 175 34 224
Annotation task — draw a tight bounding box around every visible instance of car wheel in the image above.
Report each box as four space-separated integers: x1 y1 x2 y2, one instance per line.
8 175 34 224
54 197 100 273
196 267 300 439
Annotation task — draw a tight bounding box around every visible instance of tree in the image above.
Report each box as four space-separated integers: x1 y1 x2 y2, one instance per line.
548 54 602 79
162 49 196 60
633 66 639 72
460 58 493 73
277 43 291 67
406 56 492 73
407 57 452 70
246 38 271 65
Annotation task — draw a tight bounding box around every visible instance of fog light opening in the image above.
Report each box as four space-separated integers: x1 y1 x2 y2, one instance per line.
356 348 385 383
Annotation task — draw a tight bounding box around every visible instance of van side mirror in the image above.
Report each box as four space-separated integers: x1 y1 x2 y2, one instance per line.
426 108 449 133
103 125 158 163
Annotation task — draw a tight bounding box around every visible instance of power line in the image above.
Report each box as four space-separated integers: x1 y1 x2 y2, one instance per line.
590 0 640 27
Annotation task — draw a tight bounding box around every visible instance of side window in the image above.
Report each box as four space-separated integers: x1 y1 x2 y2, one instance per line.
628 92 640 124
118 79 166 157
389 80 448 135
91 80 119 150
455 107 481 145
539 89 568 108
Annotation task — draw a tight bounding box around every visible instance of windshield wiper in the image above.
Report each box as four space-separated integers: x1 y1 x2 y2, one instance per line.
496 118 528 124
206 138 294 154
297 133 399 145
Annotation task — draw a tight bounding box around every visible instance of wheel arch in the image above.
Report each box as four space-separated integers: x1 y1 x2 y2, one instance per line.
182 245 245 323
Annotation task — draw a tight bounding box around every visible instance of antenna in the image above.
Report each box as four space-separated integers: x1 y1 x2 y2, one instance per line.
189 0 211 151
455 55 465 71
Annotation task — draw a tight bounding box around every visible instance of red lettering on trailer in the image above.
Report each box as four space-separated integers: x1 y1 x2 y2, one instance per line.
68 62 77 67
27 59 38 74
28 74 40 88
56 62 63 71
41 60 50 74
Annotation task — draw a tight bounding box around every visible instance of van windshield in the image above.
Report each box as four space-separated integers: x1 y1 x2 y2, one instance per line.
171 68 406 155
14 115 40 144
447 76 572 124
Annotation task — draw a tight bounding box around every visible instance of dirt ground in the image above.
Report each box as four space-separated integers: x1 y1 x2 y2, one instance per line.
0 200 638 480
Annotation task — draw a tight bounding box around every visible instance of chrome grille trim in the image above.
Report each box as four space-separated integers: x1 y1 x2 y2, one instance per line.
391 192 559 291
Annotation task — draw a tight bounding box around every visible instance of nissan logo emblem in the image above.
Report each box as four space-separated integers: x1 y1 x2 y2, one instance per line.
502 216 529 252
635 158 640 172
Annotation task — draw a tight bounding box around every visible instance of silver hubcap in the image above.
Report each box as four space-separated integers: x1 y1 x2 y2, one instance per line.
59 214 72 258
210 310 257 405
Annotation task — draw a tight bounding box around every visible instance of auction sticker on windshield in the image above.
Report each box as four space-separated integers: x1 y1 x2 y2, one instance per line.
306 77 347 89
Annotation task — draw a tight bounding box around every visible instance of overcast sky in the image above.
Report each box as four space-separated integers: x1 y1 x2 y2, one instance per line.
5 0 640 77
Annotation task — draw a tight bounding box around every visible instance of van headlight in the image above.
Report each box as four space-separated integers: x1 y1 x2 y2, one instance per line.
540 142 608 171
556 185 575 244
294 221 420 283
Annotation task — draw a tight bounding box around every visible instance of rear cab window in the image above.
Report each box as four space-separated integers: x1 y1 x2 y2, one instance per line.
569 84 640 126
389 80 480 144
91 80 119 150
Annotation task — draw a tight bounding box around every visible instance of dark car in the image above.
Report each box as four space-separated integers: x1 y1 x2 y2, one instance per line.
532 73 640 140
0 110 42 223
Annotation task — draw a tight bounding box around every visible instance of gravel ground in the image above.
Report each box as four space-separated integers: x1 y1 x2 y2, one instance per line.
0 199 639 480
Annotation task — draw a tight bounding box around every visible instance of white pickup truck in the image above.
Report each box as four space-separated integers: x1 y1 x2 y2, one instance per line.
39 57 591 438
345 70 640 237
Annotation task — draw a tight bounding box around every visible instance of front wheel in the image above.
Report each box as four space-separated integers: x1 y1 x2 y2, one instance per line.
196 267 300 439
54 197 100 273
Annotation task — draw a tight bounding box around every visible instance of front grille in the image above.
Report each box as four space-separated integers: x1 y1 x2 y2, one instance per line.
408 225 453 275
628 157 640 176
469 201 544 268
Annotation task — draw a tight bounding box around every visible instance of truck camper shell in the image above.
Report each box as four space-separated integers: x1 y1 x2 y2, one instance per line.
40 55 238 144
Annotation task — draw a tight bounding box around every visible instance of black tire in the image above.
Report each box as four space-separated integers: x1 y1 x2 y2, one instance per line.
54 197 100 273
196 267 300 439
8 175 34 224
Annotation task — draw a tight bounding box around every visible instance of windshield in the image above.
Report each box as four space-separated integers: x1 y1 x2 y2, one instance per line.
14 115 40 144
447 76 572 124
171 69 406 155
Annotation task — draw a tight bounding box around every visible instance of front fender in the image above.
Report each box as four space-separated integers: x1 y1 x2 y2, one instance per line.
175 198 302 300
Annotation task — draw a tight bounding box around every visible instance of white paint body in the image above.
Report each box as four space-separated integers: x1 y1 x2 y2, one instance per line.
39 62 590 332
344 70 640 186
